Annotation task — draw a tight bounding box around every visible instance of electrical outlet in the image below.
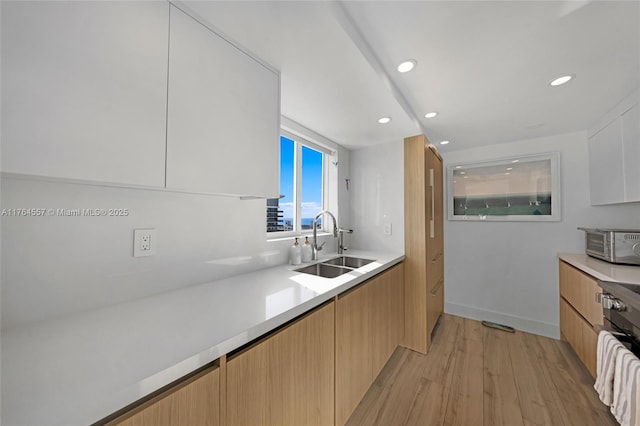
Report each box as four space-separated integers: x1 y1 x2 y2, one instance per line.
141 234 151 251
133 228 157 257
384 223 392 236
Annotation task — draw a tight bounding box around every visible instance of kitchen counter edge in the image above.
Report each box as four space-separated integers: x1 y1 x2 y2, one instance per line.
558 252 640 285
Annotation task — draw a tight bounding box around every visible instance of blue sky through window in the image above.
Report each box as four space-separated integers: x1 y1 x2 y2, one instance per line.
279 136 323 227
301 144 323 225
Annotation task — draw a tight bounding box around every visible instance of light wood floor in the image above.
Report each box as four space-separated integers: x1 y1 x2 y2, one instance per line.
346 314 617 426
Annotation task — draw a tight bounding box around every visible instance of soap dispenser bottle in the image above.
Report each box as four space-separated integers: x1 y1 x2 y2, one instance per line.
301 236 312 263
290 237 302 265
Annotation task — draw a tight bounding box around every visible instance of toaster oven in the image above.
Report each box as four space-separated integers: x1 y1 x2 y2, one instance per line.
578 228 640 265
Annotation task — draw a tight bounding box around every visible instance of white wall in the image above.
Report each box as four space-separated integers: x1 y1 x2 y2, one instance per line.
1 146 350 330
443 131 640 338
349 139 404 253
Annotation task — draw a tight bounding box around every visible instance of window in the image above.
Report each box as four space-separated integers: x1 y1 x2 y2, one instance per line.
267 134 328 234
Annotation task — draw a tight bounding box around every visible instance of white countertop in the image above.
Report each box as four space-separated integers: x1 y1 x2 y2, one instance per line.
558 253 640 285
1 250 403 426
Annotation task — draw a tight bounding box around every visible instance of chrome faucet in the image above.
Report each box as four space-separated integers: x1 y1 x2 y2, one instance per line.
338 228 353 254
312 210 338 260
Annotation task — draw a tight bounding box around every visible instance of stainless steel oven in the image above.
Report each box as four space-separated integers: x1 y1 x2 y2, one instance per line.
597 280 640 356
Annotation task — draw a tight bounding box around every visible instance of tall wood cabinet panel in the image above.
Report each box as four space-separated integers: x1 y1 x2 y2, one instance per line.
166 5 280 197
1 1 169 187
559 260 602 378
335 263 404 425
404 134 444 354
226 302 335 426
110 365 220 426
426 145 444 338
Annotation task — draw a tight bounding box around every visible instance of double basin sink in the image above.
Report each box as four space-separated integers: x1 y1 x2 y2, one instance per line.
295 256 374 278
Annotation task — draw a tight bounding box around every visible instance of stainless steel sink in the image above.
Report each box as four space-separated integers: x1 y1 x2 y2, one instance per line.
295 263 352 278
321 256 375 269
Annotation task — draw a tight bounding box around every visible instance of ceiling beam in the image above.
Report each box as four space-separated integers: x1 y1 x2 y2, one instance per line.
331 1 443 144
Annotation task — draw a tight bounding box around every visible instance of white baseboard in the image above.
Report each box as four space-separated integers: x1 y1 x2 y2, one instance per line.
444 301 560 339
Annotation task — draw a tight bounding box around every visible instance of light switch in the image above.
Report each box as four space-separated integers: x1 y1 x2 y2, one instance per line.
383 223 392 236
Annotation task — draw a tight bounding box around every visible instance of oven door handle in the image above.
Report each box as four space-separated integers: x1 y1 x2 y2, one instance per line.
596 323 635 342
596 292 627 311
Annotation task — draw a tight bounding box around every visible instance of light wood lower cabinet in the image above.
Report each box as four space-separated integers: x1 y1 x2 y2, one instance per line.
110 365 220 426
559 261 603 327
560 297 598 377
559 260 602 378
335 279 372 426
106 263 405 426
372 264 405 378
336 264 404 425
226 301 335 426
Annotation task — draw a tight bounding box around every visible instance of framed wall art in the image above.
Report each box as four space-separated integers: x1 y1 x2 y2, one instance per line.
447 152 561 222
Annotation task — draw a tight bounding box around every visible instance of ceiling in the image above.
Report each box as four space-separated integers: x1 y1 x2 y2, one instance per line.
181 1 640 152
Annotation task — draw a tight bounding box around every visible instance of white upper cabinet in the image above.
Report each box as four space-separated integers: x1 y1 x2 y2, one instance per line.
166 6 280 197
1 2 169 187
588 92 640 205
588 117 625 205
622 104 640 202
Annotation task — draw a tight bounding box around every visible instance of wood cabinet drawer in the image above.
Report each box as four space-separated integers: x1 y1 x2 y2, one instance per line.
559 261 603 326
560 297 598 378
226 302 335 426
110 365 220 426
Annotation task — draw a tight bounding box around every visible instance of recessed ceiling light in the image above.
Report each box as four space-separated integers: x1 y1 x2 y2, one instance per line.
506 167 513 171
440 140 449 145
397 60 417 73
455 165 462 169
505 172 511 175
378 117 391 124
424 112 438 119
463 176 469 179
460 172 466 175
512 159 520 163
550 75 573 86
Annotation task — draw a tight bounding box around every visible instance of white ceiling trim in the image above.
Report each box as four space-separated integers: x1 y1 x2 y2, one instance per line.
331 1 447 144
331 2 423 133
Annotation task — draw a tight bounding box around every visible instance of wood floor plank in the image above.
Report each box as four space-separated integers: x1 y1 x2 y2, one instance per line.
346 348 425 426
483 327 524 426
443 318 483 426
403 315 462 426
347 314 616 426
346 315 461 426
507 330 562 426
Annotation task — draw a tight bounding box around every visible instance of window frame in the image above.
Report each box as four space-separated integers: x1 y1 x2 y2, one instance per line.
267 130 332 239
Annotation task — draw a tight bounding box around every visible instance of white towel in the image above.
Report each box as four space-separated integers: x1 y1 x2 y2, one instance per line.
594 330 626 406
611 347 640 426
